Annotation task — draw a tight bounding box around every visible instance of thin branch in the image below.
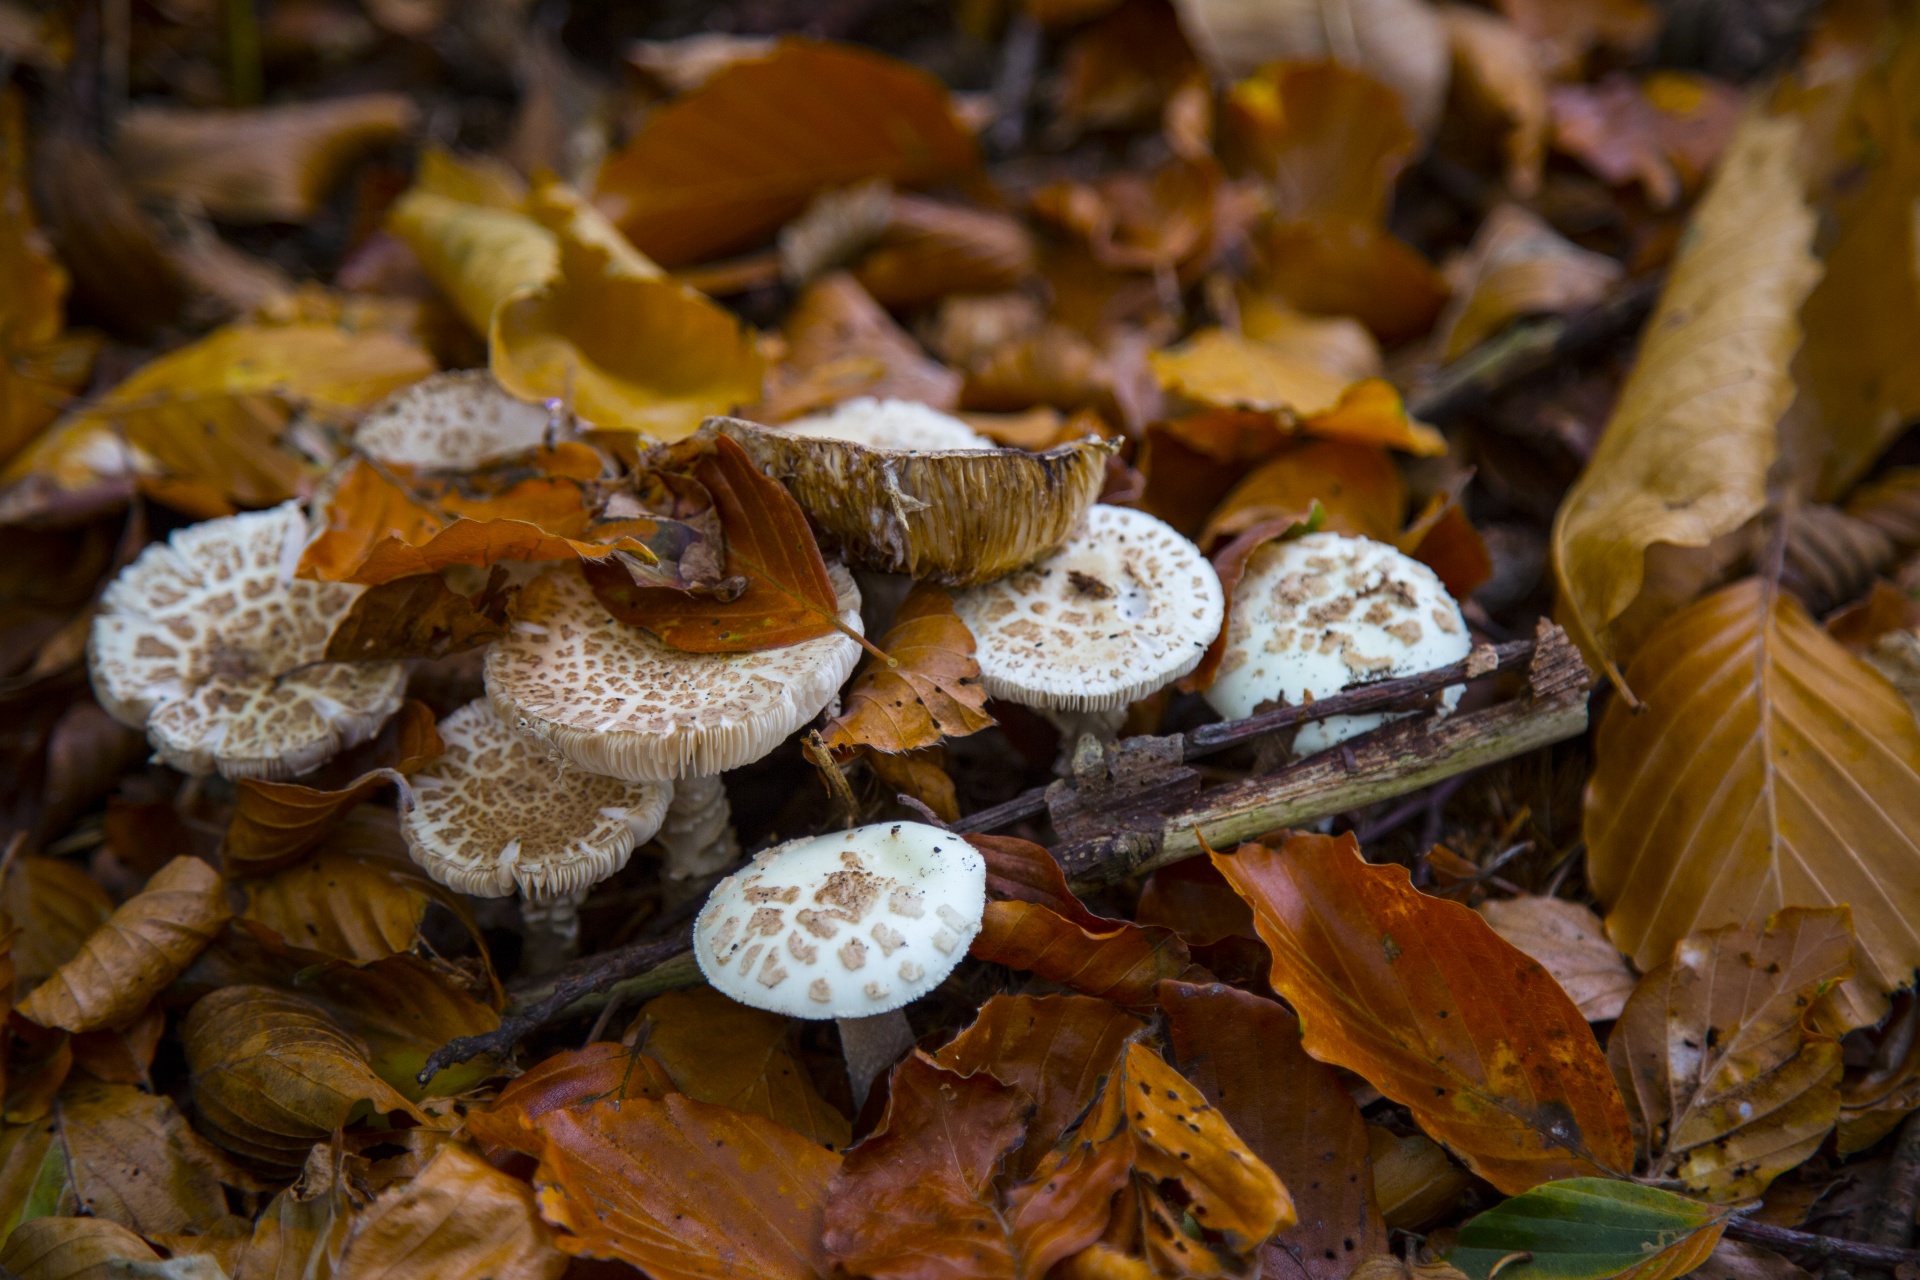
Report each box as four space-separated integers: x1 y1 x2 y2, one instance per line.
1726 1219 1920 1269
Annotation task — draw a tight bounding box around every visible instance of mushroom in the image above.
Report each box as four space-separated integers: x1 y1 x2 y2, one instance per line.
714 416 1114 585
401 698 672 972
351 369 551 469
783 396 994 451
485 564 864 879
951 503 1224 762
1203 531 1472 756
693 820 984 1107
89 502 407 780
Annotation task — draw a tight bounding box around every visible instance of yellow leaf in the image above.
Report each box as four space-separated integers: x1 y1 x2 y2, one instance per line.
387 190 558 337
1587 577 1920 1025
1432 202 1622 360
1551 110 1820 671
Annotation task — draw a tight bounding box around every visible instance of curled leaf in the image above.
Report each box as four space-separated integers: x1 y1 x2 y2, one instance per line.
823 585 994 754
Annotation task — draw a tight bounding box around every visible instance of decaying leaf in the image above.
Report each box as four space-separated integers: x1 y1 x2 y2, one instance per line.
1549 72 1743 209
1445 1178 1731 1280
301 953 501 1100
1551 110 1820 670
971 898 1191 1007
756 272 963 420
1607 907 1855 1201
1441 4 1550 195
1585 578 1920 1025
237 844 454 967
3 857 112 997
323 570 513 663
47 1080 232 1237
823 584 993 754
0 1215 167 1279
1432 203 1623 361
18 857 230 1034
468 1043 675 1155
1476 896 1637 1022
1214 832 1634 1193
332 1143 566 1280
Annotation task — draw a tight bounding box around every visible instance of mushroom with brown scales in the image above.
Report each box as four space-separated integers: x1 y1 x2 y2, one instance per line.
951 504 1225 765
89 502 408 780
1204 531 1472 756
351 369 552 470
693 820 985 1108
401 698 672 972
485 563 865 880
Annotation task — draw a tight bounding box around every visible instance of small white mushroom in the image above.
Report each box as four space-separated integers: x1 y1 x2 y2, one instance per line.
951 504 1224 763
693 820 985 1107
88 502 407 780
401 699 672 972
485 564 864 879
351 370 550 469
1204 531 1472 756
783 397 994 451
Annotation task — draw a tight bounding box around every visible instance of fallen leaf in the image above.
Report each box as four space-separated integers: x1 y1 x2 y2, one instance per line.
1432 203 1623 360
1151 328 1358 419
2 858 112 998
18 857 230 1034
237 837 465 966
468 1043 675 1155
1221 61 1418 223
323 570 513 663
756 272 963 421
301 954 502 1101
1607 907 1854 1200
1214 832 1634 1193
68 1006 164 1086
528 1093 841 1278
966 834 1111 929
113 96 417 223
1551 111 1819 671
332 1142 566 1280
1368 1125 1472 1230
1254 217 1451 347
1052 0 1202 138
1441 5 1549 195
855 195 1038 310
1690 1239 1812 1280
1445 1178 1730 1280
864 746 963 823
1161 981 1387 1280
162 1141 362 1280
181 984 425 1169
1030 156 1252 279
585 434 849 651
1136 856 1259 947
1585 577 1920 1024
970 899 1191 1007
1136 408 1296 534
0 1215 164 1279
597 38 978 267
1550 72 1744 208
1495 0 1656 77
635 986 851 1148
47 1080 232 1237
1399 494 1495 601
822 1051 1031 1280
823 584 994 755
0 323 434 524
1475 896 1636 1022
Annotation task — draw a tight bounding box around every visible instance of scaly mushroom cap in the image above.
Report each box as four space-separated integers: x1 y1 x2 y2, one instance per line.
486 563 864 782
89 502 407 780
1204 531 1471 755
352 370 548 469
784 397 993 451
952 504 1224 713
402 699 672 900
715 416 1115 586
694 821 985 1019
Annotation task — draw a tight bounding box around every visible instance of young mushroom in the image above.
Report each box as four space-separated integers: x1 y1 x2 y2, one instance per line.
486 564 864 879
782 396 994 451
1204 531 1472 755
951 504 1224 763
401 699 672 972
89 502 407 780
693 820 985 1108
351 369 551 469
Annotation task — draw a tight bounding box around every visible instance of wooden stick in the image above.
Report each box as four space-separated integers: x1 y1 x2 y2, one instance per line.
1725 1219 1920 1269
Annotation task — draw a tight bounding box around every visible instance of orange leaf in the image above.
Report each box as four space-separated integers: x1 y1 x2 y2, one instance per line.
824 584 994 754
469 1043 674 1156
322 568 513 662
1162 980 1388 1280
1222 61 1418 224
1399 494 1494 601
1200 439 1404 549
854 195 1038 310
822 1051 1030 1280
756 273 962 421
1550 72 1741 208
587 434 850 652
965 833 1122 932
597 39 978 267
1256 219 1450 346
529 1093 841 1278
1214 832 1633 1193
1136 409 1292 534
863 745 962 823
971 900 1191 1008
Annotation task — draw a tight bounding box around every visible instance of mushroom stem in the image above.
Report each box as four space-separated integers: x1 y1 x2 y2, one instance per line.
656 774 740 879
837 1009 917 1110
519 885 590 974
1040 706 1128 775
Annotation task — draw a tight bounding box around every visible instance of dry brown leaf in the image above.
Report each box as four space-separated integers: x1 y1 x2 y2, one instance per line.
1550 72 1744 209
162 1140 364 1280
1476 895 1636 1022
237 844 455 967
1255 217 1450 346
971 900 1192 1008
1052 0 1202 137
323 570 513 664
332 1143 566 1280
1201 438 1402 549
18 857 230 1034
182 984 426 1169
3 857 112 998
1441 4 1549 195
1495 0 1656 77
635 986 850 1149
823 584 994 755
1607 907 1854 1201
1551 110 1819 672
597 38 978 267
1222 61 1418 223
863 746 963 823
757 272 962 421
0 1216 163 1279
299 953 501 1100
855 195 1038 310
1368 1126 1472 1230
49 1080 232 1237
114 96 416 224
1586 577 1920 1026
1432 203 1623 360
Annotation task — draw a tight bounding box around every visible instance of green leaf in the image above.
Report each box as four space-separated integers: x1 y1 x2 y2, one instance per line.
1446 1180 1731 1280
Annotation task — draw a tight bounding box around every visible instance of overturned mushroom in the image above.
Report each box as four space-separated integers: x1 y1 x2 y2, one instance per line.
715 415 1114 586
486 564 864 879
693 820 984 1108
352 369 551 469
1205 531 1472 756
952 504 1223 761
783 396 993 451
90 502 407 780
402 699 672 972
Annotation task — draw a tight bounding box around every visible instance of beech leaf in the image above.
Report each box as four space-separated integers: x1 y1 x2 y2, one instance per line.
822 584 995 755
969 900 1191 1007
46 1080 232 1238
468 1043 675 1155
1476 896 1637 1023
2 858 112 998
322 569 513 663
332 1144 566 1280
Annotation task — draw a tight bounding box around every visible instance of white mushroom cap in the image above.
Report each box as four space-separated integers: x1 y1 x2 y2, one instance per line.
89 502 407 780
351 370 549 470
1204 532 1472 755
951 504 1224 713
783 397 993 451
401 699 672 901
485 564 864 782
694 821 985 1019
